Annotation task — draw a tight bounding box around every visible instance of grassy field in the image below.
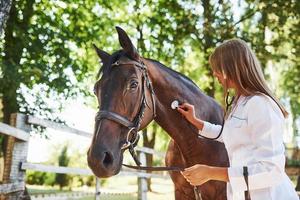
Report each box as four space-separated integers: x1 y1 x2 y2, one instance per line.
28 176 175 200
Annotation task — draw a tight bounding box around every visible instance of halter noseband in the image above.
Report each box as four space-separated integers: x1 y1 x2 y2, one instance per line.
95 58 156 165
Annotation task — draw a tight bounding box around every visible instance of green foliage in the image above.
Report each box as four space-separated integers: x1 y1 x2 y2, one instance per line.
26 170 55 186
26 171 47 185
286 158 300 167
44 172 56 186
240 0 300 119
0 0 123 124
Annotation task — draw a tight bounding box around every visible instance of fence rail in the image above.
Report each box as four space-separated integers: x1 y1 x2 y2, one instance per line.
20 162 169 179
27 115 93 138
21 162 94 176
0 122 29 141
30 191 96 200
0 181 25 194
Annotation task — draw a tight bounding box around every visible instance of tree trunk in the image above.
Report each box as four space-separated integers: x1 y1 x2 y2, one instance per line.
0 0 12 182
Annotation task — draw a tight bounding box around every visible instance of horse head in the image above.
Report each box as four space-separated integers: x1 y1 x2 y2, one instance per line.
87 27 155 178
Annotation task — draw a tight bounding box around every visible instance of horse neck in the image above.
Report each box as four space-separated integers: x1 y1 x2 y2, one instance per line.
144 59 220 164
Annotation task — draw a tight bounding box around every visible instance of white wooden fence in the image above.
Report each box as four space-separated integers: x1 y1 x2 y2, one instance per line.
0 113 168 200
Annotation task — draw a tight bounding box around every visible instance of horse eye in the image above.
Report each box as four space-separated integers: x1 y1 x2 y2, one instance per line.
130 81 138 89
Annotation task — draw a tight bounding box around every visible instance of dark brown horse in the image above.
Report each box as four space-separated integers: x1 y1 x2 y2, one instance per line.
87 27 228 200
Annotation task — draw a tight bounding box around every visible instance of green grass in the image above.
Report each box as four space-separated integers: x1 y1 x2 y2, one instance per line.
27 177 175 200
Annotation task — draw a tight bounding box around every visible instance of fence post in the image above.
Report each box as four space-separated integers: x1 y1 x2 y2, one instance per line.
6 113 31 200
95 177 100 200
138 151 147 200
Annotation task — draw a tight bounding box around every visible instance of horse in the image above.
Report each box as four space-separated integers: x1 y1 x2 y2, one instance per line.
87 26 229 200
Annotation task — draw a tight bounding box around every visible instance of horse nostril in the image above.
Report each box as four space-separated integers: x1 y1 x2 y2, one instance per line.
102 151 113 167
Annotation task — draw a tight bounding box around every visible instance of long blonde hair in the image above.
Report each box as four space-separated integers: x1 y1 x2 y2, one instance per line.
209 38 288 118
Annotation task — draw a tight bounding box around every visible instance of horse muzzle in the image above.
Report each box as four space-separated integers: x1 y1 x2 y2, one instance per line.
87 147 121 178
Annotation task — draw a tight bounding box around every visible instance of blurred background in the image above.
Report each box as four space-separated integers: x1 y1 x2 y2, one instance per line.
0 0 299 199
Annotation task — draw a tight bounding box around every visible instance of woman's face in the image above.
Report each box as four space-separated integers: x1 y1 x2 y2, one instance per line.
213 70 236 89
213 70 226 86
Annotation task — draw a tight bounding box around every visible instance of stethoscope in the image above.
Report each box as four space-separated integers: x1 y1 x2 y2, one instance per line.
171 91 235 140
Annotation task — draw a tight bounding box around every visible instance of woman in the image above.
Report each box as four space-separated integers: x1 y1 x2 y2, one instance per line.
177 39 298 200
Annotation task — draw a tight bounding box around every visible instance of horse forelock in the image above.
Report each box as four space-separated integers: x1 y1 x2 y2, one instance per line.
97 50 125 79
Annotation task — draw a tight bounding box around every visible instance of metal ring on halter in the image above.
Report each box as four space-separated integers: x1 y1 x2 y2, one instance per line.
112 61 119 66
121 142 131 150
121 127 138 150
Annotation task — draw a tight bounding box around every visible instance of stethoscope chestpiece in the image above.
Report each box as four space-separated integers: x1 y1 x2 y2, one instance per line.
171 100 180 110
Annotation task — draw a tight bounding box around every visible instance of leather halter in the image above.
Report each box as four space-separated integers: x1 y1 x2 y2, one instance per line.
95 58 156 165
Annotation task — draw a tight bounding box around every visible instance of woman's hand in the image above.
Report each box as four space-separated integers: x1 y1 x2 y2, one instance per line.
181 164 212 186
177 102 196 123
177 102 205 131
181 164 229 186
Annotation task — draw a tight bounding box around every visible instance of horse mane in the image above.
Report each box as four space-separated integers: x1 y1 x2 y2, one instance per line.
146 58 204 95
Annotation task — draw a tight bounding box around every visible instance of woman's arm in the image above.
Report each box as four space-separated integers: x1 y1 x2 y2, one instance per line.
189 117 204 130
177 103 223 142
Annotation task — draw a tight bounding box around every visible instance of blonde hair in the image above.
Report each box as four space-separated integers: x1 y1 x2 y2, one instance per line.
209 38 288 118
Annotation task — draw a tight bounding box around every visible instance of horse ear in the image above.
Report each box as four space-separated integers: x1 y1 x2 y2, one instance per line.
115 26 140 61
93 44 110 63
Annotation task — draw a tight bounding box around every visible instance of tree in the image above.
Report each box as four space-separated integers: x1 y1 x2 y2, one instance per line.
0 0 12 181
240 0 300 125
0 0 116 124
0 0 119 184
55 145 70 190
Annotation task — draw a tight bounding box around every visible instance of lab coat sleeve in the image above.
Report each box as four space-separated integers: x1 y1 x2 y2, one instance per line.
198 121 223 143
228 95 285 192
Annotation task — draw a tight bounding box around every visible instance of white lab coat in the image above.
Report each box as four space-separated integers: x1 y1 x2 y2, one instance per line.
199 94 299 200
